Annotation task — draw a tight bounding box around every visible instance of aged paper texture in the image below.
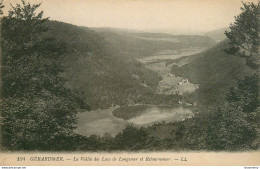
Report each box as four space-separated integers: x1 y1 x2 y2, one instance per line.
0 0 259 166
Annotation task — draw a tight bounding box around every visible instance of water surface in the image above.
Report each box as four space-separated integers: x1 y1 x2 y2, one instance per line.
75 105 193 136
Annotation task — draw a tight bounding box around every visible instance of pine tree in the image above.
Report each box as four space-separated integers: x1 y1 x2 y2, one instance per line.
209 1 260 150
1 0 82 150
225 1 260 69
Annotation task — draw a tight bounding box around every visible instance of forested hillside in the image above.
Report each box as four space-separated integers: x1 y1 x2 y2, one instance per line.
171 40 255 107
204 27 229 42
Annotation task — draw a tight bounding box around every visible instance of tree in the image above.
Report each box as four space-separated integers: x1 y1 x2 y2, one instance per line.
0 0 4 15
1 0 83 150
208 104 258 150
0 0 4 151
113 125 148 150
1 0 49 98
227 74 259 113
213 1 260 151
225 1 260 69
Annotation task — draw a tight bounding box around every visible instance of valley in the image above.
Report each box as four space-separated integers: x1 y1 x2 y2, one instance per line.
38 22 254 139
138 48 202 95
75 37 207 136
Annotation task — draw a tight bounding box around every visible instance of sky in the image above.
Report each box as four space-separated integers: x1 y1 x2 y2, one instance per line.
2 0 258 34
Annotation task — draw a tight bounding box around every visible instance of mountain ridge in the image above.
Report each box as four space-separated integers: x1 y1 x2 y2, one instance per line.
90 27 216 59
204 27 229 42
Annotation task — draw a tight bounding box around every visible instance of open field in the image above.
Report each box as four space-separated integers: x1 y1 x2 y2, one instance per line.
138 48 204 64
138 48 203 95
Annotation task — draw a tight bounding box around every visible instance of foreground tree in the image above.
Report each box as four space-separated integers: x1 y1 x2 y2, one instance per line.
225 1 260 69
1 0 84 150
208 1 260 150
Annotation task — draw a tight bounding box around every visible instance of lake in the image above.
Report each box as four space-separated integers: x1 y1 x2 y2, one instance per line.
113 105 193 125
75 105 193 137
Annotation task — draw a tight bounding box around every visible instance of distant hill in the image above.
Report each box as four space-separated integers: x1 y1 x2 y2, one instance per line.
88 27 142 33
91 27 216 59
171 40 255 107
204 27 229 42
